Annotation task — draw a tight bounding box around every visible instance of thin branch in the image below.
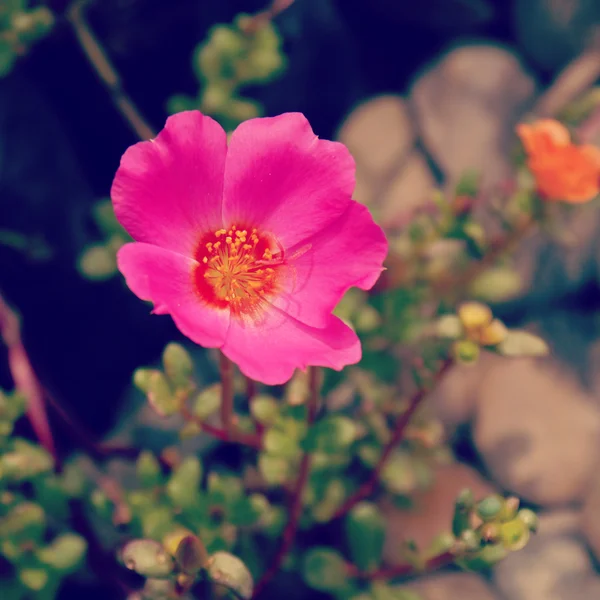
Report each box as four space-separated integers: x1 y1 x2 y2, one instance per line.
252 366 320 598
346 549 456 581
0 293 56 458
180 405 262 450
66 0 156 141
333 358 454 519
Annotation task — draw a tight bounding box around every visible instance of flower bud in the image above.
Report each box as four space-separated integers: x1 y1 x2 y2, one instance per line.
500 518 530 551
479 319 508 346
458 301 492 331
498 496 520 522
452 339 480 365
517 508 539 533
476 494 504 522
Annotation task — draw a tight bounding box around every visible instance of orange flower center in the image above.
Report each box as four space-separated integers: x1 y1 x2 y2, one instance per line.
193 225 285 316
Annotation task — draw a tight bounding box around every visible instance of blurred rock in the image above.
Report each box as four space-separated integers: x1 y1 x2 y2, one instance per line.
493 525 600 600
382 462 496 559
514 0 600 72
379 151 436 228
410 45 536 189
581 472 600 561
405 572 498 600
338 95 415 182
474 359 600 506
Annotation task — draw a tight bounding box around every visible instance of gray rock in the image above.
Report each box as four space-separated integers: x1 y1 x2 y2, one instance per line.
410 45 536 189
494 529 600 600
474 359 600 506
405 572 498 600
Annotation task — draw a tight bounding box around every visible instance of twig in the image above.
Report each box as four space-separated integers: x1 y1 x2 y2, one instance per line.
0 293 56 458
219 352 235 435
333 358 453 519
66 0 156 141
180 406 262 450
252 366 320 598
346 549 456 581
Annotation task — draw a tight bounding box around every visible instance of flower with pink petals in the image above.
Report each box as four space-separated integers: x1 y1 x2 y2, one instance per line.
111 111 388 384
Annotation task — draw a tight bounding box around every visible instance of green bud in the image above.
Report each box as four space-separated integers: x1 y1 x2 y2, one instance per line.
517 508 539 533
476 494 504 522
136 451 162 488
175 535 209 574
207 551 254 600
498 496 520 522
459 542 507 570
452 488 474 537
166 457 202 509
121 539 174 578
36 533 87 573
435 315 464 339
452 339 480 364
459 529 481 551
479 522 501 544
500 518 530 551
381 451 417 495
147 371 179 417
469 267 522 303
496 330 549 357
263 428 301 459
162 343 194 388
193 383 222 419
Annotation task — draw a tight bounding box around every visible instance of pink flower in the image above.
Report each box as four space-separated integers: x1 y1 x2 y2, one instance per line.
112 111 388 384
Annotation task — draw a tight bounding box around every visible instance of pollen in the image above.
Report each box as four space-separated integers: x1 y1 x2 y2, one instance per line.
193 224 287 317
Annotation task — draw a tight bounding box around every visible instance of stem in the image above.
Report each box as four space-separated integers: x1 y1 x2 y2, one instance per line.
0 293 56 459
219 352 235 435
347 550 455 581
333 358 453 519
66 0 156 141
252 366 320 598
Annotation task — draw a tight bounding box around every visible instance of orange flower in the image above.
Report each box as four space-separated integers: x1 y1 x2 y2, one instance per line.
516 119 600 203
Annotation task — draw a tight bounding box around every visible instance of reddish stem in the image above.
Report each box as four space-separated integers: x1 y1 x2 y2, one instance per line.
0 293 56 458
219 352 235 434
333 358 454 519
252 366 320 598
347 550 456 581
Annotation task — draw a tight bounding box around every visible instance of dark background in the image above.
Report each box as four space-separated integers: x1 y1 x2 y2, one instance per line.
0 0 593 452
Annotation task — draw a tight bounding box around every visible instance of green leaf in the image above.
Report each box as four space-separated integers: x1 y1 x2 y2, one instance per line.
18 568 48 592
250 394 279 426
207 551 254 600
166 457 202 509
0 40 16 78
193 383 222 419
380 452 417 495
469 267 522 302
263 428 301 459
496 330 549 357
146 372 179 417
136 451 162 488
121 539 174 578
141 506 175 540
162 343 194 388
304 416 357 454
78 244 117 280
1 438 53 481
258 454 289 486
0 502 45 540
302 548 348 593
37 533 87 573
452 488 474 537
346 502 386 571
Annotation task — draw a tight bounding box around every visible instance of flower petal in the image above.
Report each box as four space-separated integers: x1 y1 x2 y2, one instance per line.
117 242 230 347
222 113 355 248
221 308 361 385
111 111 227 255
272 202 388 328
